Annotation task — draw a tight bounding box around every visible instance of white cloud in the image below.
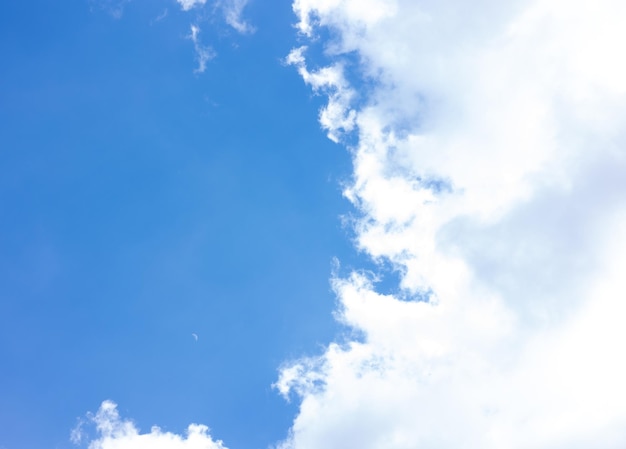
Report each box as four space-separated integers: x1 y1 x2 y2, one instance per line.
221 0 254 34
176 0 207 11
176 0 253 34
279 0 626 448
285 47 356 142
72 401 227 449
188 25 215 74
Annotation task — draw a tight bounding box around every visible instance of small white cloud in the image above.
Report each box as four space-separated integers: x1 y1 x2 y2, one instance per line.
176 0 207 11
71 401 227 449
221 0 254 34
188 25 215 74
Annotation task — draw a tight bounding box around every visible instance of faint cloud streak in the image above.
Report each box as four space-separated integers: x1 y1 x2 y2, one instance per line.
176 0 207 11
89 0 131 19
188 25 215 74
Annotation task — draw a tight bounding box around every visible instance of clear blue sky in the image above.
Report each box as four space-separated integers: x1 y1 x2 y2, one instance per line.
0 2 358 448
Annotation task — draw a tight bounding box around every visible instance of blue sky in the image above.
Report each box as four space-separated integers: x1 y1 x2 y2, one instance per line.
0 2 356 448
3 1 626 449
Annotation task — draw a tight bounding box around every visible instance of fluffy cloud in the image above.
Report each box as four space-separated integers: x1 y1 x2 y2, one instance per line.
278 0 626 448
285 47 356 142
72 401 227 449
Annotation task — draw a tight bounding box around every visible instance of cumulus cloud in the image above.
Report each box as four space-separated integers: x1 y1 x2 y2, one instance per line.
71 401 227 449
188 25 215 74
278 0 626 447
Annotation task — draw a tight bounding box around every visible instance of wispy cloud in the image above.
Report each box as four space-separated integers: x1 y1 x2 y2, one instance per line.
89 0 131 19
151 8 168 24
176 0 253 33
188 24 215 74
279 0 626 447
176 0 207 11
220 0 254 34
71 401 227 449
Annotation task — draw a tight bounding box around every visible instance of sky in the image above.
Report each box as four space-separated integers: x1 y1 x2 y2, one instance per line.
2 1 626 449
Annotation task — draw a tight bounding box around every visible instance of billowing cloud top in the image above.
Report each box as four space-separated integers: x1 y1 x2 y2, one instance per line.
277 0 626 448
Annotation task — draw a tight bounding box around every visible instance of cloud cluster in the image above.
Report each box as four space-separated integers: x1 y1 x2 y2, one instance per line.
277 0 626 447
72 401 227 449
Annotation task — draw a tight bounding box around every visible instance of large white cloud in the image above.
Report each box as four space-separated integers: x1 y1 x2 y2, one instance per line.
278 0 626 448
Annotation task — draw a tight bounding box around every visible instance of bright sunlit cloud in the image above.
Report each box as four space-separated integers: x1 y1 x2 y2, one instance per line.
72 401 227 449
277 0 626 447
